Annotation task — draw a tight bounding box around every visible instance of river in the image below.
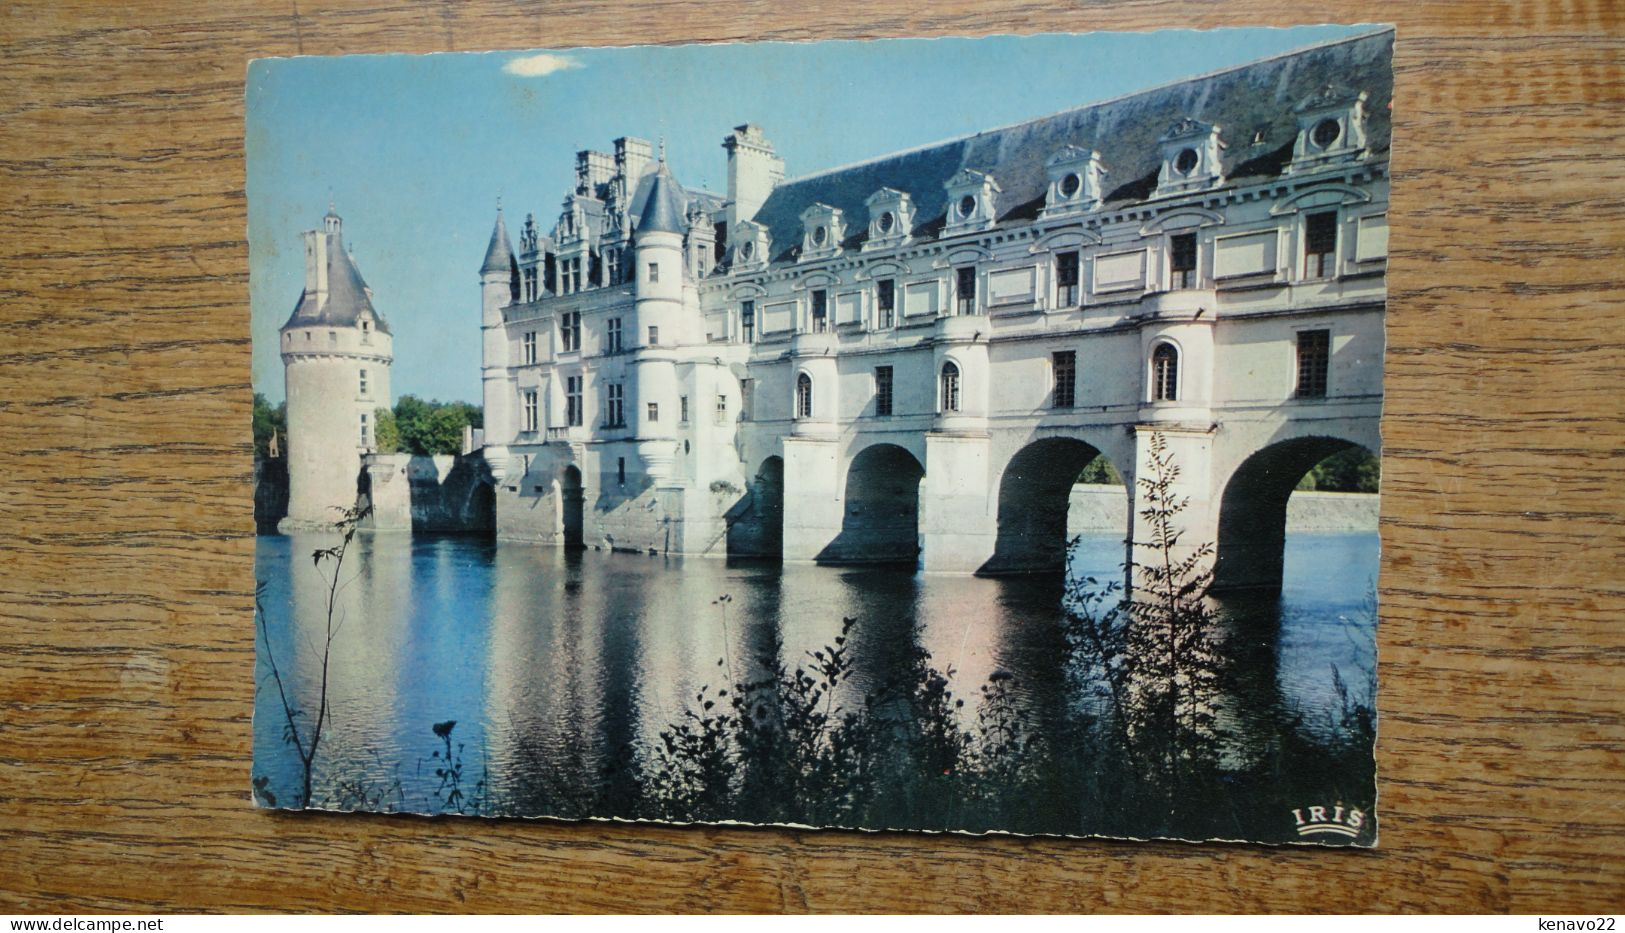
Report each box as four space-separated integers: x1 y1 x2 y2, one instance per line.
253 528 1377 834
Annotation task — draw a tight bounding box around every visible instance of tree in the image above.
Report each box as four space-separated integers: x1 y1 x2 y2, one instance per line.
373 407 399 454
390 395 483 456
1296 447 1380 493
252 392 286 460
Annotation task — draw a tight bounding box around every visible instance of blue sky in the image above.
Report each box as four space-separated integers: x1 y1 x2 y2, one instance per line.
248 24 1376 405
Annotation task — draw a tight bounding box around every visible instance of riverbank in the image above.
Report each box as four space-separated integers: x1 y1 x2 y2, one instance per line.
1067 487 1379 534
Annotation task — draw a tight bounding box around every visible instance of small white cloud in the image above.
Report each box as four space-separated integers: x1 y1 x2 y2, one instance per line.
503 53 582 78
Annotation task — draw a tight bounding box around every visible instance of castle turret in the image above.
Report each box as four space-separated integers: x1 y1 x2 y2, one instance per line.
279 206 392 527
630 162 688 480
480 207 519 480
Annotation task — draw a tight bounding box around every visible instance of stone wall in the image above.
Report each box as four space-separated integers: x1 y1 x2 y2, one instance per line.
1067 485 1378 534
362 453 494 534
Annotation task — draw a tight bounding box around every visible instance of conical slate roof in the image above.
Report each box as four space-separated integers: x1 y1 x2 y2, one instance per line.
634 164 687 236
280 234 390 334
481 209 517 275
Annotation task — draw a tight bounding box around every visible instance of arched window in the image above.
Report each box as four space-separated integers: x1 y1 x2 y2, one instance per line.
795 372 813 419
940 361 961 413
1152 342 1179 402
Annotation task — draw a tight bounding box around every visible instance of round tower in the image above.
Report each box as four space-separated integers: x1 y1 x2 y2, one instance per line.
630 162 687 479
279 207 393 528
479 206 518 484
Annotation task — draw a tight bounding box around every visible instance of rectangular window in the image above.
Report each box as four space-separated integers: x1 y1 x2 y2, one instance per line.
1170 233 1197 289
522 331 537 364
680 395 689 423
1052 351 1076 409
740 378 753 422
566 376 582 427
522 389 539 432
1296 329 1331 398
1305 211 1337 278
359 412 369 448
606 318 622 353
617 457 626 485
874 365 894 416
956 266 977 314
876 280 895 328
647 325 659 346
571 257 583 293
606 249 620 285
607 383 624 427
811 289 828 332
741 300 755 343
328 330 337 345
647 402 659 423
648 262 659 283
716 394 727 415
560 312 580 352
1055 252 1080 307
358 368 368 397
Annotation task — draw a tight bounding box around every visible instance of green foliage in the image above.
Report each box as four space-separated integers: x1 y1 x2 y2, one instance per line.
372 407 399 454
390 395 483 456
1296 447 1379 493
251 392 286 460
1075 454 1124 486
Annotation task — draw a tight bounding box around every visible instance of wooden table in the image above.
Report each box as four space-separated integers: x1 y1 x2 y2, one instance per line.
1 0 1621 913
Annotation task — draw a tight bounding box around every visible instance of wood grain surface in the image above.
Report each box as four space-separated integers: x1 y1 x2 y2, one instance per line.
2 0 1622 914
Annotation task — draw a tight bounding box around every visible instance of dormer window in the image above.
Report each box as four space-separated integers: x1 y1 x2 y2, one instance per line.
1153 118 1224 198
1043 146 1106 218
863 188 915 251
1286 87 1370 175
798 204 844 261
943 169 999 235
732 220 771 269
1312 118 1341 148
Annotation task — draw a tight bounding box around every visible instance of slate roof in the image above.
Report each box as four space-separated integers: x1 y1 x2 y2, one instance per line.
281 233 391 334
631 164 690 235
482 210 517 275
750 29 1393 263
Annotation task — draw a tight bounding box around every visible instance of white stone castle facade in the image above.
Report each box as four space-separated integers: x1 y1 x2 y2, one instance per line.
279 31 1391 592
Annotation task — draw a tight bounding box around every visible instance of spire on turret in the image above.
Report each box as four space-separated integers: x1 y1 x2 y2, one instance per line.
636 164 686 236
481 206 517 276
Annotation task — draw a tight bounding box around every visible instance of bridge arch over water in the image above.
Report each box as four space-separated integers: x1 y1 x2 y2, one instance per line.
1212 432 1378 593
818 442 926 566
982 436 1130 576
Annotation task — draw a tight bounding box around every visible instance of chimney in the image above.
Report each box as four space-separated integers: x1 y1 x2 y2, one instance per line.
723 124 784 230
615 136 653 184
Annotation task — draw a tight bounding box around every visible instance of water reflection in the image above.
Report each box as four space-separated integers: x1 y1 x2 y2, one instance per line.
254 530 1376 822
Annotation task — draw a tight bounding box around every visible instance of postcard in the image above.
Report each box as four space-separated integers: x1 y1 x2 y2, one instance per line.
250 25 1390 845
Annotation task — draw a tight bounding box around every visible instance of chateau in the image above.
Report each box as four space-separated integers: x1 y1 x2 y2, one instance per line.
283 30 1392 592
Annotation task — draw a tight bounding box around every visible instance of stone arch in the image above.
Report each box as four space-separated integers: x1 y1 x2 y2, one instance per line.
726 455 784 559
1213 435 1376 592
560 464 585 549
818 443 925 566
984 437 1129 575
